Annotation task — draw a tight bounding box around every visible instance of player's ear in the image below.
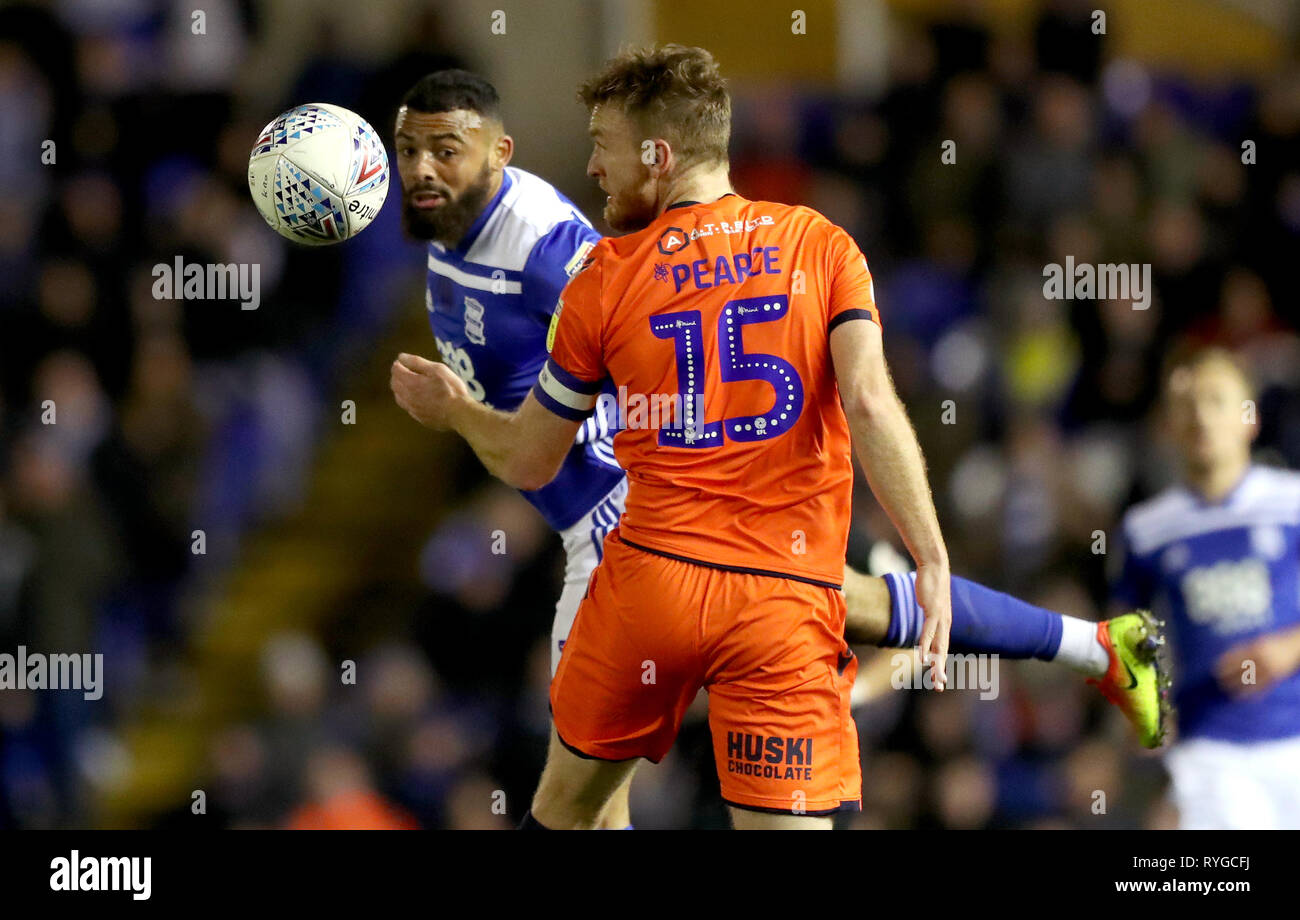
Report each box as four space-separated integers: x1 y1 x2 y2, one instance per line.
493 132 514 170
645 138 671 177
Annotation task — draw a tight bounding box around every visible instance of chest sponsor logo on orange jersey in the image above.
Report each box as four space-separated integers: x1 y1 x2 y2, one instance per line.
657 227 689 255
656 214 776 258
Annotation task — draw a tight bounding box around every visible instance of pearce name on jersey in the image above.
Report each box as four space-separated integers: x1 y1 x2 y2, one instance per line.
425 166 622 531
1116 464 1300 742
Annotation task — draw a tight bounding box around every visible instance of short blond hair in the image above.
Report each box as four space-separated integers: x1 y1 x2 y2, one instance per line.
1163 345 1256 401
578 44 731 168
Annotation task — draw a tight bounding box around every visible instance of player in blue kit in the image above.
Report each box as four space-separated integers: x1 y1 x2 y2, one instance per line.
1114 348 1300 829
394 71 626 684
390 66 1169 828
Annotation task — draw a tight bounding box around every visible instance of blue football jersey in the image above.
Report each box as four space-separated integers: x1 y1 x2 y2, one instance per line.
1114 464 1300 742
425 166 623 531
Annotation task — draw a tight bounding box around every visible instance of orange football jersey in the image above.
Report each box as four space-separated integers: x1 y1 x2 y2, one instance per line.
533 194 878 586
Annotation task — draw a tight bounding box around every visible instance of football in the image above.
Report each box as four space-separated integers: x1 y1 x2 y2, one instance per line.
248 102 389 245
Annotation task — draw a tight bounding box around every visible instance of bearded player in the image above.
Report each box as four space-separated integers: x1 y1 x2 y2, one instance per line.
391 49 1170 828
1114 348 1300 829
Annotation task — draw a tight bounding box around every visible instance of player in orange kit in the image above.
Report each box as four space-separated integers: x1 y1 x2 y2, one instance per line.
390 44 954 828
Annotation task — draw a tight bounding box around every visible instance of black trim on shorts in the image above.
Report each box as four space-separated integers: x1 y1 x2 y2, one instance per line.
619 538 843 590
553 722 646 764
828 309 878 334
722 797 863 818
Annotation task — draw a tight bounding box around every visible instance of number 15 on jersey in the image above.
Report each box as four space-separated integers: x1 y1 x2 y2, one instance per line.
649 294 804 449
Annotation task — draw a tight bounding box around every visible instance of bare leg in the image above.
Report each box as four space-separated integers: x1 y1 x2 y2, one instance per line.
531 729 641 829
593 764 638 828
729 807 833 829
843 565 891 645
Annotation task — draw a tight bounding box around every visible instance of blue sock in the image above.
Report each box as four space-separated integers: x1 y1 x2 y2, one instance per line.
882 572 1063 660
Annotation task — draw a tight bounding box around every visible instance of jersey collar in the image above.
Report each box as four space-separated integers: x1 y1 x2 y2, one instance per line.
1185 463 1256 509
454 168 514 255
664 192 737 212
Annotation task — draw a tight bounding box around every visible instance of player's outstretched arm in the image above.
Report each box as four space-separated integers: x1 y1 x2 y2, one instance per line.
1215 623 1300 697
390 352 580 491
830 318 952 688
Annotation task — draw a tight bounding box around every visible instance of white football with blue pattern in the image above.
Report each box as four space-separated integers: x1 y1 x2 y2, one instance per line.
248 102 390 245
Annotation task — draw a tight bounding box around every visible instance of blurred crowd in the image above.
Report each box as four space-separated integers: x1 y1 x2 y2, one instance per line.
2 0 1298 829
0 0 441 827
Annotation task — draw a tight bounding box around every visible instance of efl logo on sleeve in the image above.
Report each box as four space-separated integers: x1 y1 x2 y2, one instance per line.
565 240 596 278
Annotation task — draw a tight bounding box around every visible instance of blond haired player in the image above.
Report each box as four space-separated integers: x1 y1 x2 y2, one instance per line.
1114 349 1300 829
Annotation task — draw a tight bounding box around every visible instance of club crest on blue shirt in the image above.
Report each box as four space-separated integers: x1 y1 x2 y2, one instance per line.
464 296 487 345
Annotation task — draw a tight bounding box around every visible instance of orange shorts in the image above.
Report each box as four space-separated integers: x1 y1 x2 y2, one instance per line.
551 531 861 816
